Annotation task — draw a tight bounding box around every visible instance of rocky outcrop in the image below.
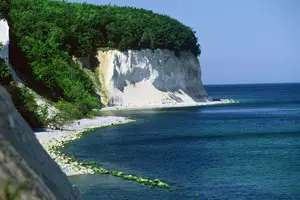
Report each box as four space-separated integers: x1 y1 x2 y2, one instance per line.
0 85 80 200
97 49 208 106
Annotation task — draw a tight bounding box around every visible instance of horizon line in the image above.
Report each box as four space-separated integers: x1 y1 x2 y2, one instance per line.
204 81 300 86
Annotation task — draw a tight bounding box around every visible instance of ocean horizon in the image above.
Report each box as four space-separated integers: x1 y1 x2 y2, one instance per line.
204 82 300 86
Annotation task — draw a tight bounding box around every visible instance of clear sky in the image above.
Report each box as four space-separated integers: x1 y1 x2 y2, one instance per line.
73 0 300 84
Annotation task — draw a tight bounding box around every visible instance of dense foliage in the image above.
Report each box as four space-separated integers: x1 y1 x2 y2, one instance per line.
5 83 48 127
0 58 12 85
10 0 201 56
5 0 201 120
16 0 199 56
0 0 10 20
9 0 101 118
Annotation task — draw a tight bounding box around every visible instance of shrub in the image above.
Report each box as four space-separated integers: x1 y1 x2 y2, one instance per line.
0 58 12 85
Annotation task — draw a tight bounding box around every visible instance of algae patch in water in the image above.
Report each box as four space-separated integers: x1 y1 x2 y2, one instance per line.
47 120 171 190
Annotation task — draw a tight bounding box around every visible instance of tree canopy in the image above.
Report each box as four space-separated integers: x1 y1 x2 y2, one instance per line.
10 0 201 56
5 0 202 119
0 0 11 20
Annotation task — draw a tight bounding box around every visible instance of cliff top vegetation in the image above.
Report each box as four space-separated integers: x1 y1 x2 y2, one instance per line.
10 0 201 56
1 0 202 123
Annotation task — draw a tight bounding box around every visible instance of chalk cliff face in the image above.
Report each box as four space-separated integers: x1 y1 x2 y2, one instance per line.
0 20 21 82
0 85 80 200
0 20 9 54
97 49 208 106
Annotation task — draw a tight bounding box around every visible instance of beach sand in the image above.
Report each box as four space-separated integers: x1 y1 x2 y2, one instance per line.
101 99 236 111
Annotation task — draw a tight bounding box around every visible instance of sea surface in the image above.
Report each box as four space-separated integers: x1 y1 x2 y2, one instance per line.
66 83 300 200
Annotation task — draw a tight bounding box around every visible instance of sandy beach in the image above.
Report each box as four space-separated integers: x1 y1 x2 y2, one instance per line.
101 99 237 111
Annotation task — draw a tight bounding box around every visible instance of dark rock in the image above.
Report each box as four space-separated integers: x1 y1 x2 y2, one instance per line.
0 85 81 200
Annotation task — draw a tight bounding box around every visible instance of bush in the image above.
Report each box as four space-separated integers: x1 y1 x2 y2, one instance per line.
6 83 47 127
19 86 49 125
54 100 84 122
0 0 10 20
0 58 12 85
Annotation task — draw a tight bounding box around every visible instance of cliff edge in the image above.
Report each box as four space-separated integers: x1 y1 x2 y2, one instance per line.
97 49 208 107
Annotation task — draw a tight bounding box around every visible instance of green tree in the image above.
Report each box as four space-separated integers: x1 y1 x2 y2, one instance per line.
0 58 12 85
0 0 11 20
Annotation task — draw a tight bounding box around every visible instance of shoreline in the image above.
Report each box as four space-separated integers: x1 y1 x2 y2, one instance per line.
34 100 237 190
35 116 133 176
35 116 171 189
34 100 237 176
101 99 237 111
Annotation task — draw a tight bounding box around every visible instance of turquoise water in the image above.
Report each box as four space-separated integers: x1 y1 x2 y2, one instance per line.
67 83 300 199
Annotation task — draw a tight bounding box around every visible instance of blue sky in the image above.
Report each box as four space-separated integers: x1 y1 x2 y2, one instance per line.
73 0 300 84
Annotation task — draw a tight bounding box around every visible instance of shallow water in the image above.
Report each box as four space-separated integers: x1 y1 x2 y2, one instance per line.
66 83 300 199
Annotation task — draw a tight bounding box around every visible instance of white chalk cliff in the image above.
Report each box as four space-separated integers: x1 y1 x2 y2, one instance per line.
2 18 210 109
0 20 21 82
97 49 209 107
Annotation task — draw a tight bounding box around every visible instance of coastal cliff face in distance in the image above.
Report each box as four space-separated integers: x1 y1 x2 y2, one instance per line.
0 85 81 200
97 49 209 106
9 0 206 111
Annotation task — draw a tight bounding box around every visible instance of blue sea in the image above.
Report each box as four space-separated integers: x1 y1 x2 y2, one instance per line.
66 83 300 200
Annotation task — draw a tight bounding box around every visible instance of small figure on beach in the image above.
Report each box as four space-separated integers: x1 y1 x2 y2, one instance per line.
78 121 80 126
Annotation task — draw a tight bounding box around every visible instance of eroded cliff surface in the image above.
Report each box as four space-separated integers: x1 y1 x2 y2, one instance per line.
0 85 80 200
97 49 208 106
